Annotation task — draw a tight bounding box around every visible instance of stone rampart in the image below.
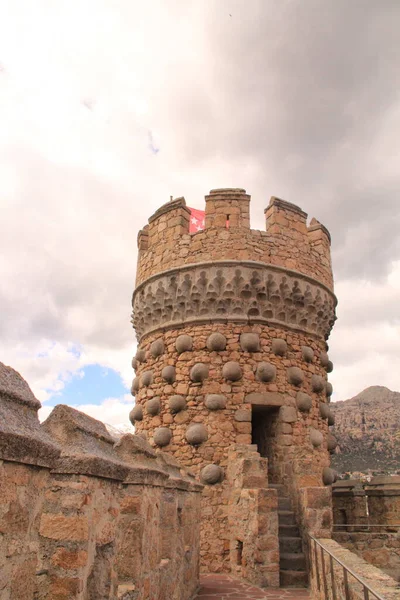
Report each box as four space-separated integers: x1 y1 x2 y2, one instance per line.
0 362 202 600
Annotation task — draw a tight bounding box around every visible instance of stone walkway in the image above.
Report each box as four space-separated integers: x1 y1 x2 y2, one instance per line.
195 575 311 599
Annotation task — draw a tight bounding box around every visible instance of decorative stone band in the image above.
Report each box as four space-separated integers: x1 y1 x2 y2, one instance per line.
132 260 337 341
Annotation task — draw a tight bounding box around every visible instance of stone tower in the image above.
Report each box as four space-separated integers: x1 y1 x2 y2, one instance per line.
130 189 337 579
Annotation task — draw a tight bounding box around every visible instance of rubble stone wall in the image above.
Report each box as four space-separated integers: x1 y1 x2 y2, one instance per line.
0 362 202 600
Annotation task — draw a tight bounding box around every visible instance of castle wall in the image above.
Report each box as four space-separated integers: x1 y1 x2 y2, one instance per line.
131 189 337 575
0 362 202 600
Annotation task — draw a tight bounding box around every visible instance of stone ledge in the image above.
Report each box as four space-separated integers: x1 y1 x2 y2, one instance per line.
148 197 191 224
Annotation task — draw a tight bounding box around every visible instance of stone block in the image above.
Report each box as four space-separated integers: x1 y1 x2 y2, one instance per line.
280 406 297 423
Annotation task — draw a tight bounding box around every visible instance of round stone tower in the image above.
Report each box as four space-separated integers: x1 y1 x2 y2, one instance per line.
130 189 337 573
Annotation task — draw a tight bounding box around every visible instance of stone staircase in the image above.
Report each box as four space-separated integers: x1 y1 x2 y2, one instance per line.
270 484 308 588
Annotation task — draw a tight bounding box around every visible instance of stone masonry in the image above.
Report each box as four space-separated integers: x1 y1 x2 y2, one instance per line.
130 189 337 584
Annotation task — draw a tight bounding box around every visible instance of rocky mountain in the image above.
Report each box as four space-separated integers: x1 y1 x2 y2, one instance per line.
105 423 134 440
331 386 400 475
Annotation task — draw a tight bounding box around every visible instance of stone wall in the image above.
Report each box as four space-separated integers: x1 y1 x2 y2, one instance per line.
131 189 337 574
0 362 202 600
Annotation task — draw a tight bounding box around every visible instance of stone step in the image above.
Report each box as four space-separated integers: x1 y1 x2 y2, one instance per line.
279 524 300 537
280 552 306 572
278 497 291 511
278 510 296 525
268 483 285 496
280 569 308 588
279 536 303 553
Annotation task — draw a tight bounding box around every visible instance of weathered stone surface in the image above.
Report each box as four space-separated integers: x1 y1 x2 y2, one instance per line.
186 424 208 445
327 433 337 452
327 360 333 373
150 338 165 358
234 409 251 422
190 363 209 383
131 377 140 395
287 366 304 386
271 338 287 356
310 428 324 448
141 370 153 387
240 333 260 352
131 357 138 371
319 402 330 419
256 362 276 382
136 348 146 362
328 410 335 426
246 392 284 407
296 392 312 412
323 467 336 485
311 374 325 393
39 514 89 541
168 395 186 413
145 397 161 416
280 406 297 423
162 365 176 383
320 351 329 367
302 346 314 362
205 394 226 411
175 334 193 353
207 333 227 351
129 405 143 423
201 464 223 484
326 381 333 397
222 361 242 381
153 427 172 447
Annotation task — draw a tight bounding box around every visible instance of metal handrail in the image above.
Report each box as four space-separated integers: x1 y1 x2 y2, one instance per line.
309 534 387 600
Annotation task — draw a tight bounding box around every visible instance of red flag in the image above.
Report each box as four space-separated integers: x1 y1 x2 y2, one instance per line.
188 207 205 233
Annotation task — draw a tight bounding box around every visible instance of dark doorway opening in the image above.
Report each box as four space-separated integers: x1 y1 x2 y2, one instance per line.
251 405 280 482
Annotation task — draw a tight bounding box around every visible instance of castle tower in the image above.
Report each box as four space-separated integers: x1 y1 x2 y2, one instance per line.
130 189 337 577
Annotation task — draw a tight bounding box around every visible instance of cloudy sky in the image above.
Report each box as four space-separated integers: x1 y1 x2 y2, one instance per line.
1 0 399 429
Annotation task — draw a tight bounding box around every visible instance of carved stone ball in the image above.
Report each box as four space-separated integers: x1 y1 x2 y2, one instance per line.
175 334 193 354
131 357 138 371
302 346 314 363
319 402 330 419
311 374 325 393
141 370 153 387
322 467 336 486
310 428 324 448
296 392 312 412
205 395 226 411
320 352 329 367
222 361 242 381
146 397 161 416
328 434 338 452
328 411 335 426
240 333 260 352
154 427 172 447
162 366 176 383
169 395 186 414
326 360 333 373
131 377 140 396
150 338 165 358
326 382 333 397
272 338 287 356
256 362 276 383
190 363 209 383
186 423 208 445
201 464 223 485
129 405 143 424
207 332 227 352
287 367 304 386
136 348 146 363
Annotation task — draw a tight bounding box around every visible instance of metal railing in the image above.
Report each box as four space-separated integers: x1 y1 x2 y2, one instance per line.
309 535 386 600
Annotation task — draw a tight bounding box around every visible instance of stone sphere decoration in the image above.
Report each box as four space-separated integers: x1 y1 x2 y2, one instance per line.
240 333 260 352
190 363 209 383
328 411 335 426
131 377 140 396
131 357 138 371
326 382 333 397
319 402 330 419
186 423 208 445
129 405 143 424
150 338 165 358
326 360 333 373
201 464 223 485
205 395 226 411
271 338 287 356
287 367 304 386
154 427 172 447
301 346 314 363
222 361 242 382
327 434 338 452
207 332 227 352
136 348 146 363
162 365 176 383
320 351 329 367
322 467 336 486
311 374 325 393
296 392 312 412
175 334 193 354
146 397 161 416
169 395 186 414
141 370 154 387
310 428 324 448
256 362 276 383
